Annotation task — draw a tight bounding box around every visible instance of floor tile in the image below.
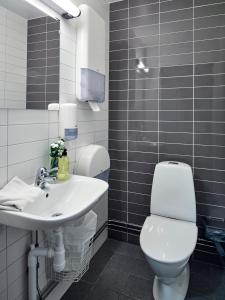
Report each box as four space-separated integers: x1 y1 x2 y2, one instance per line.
209 265 225 291
210 282 225 300
189 260 225 299
186 293 213 300
86 285 119 300
189 271 215 295
96 267 129 293
123 275 154 300
82 240 115 284
105 239 145 260
106 253 153 280
118 294 139 300
190 260 211 275
61 239 225 300
61 281 93 300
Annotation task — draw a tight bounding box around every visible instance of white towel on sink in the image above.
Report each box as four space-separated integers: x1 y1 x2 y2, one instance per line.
0 176 44 211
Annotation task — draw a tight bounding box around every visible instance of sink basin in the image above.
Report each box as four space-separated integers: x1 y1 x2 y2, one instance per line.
0 175 108 230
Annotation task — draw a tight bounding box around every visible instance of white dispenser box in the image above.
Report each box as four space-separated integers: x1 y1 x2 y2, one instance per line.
76 145 110 181
59 103 78 140
76 5 106 112
48 103 78 140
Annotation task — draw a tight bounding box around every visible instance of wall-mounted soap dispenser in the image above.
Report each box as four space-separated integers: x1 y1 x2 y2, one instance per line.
76 5 106 112
48 103 78 141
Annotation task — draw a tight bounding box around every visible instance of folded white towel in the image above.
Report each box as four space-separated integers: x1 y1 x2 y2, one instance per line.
0 176 44 211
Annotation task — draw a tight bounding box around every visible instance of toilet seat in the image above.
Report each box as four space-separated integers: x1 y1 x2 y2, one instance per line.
140 215 198 264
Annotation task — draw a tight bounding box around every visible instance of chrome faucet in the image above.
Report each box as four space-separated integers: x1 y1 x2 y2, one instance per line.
35 167 57 189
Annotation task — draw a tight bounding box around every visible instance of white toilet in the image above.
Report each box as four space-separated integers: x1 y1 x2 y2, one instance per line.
140 161 198 300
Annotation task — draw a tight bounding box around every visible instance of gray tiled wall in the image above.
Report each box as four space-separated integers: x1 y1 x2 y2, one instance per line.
109 0 225 264
27 17 60 110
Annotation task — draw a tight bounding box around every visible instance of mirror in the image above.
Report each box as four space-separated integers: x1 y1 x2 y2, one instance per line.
0 0 60 110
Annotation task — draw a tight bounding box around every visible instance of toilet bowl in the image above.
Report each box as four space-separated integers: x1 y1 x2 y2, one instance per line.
140 162 198 300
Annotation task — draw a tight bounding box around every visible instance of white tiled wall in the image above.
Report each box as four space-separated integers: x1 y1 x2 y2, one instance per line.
59 0 109 170
0 0 109 298
0 109 58 299
0 7 27 109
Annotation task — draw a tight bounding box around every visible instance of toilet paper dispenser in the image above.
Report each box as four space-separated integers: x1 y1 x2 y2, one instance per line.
76 145 110 182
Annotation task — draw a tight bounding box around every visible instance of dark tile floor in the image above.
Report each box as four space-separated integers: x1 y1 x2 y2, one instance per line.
61 239 225 300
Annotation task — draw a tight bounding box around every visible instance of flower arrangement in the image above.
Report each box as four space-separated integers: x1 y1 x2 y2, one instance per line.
49 139 65 176
49 139 65 158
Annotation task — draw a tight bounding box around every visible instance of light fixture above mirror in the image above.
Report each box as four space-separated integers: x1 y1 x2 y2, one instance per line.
51 0 81 18
25 0 59 19
25 0 81 19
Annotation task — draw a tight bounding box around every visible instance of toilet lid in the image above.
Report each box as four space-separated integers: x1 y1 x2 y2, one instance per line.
140 215 198 264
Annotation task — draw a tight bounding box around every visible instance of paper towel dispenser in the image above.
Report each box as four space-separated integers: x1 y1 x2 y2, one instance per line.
76 145 110 181
76 5 106 112
80 68 105 103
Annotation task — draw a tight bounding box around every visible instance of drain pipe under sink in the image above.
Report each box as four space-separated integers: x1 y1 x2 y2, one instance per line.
28 227 66 300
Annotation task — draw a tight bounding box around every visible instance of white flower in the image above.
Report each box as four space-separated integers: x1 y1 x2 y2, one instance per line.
58 140 64 146
51 143 58 148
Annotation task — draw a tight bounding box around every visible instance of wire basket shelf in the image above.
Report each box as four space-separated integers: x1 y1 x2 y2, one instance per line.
46 238 94 282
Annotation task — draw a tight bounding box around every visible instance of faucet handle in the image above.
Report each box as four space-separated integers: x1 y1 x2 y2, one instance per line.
45 176 57 183
36 166 47 178
49 167 58 177
49 167 58 173
40 166 58 176
40 167 48 175
35 167 47 187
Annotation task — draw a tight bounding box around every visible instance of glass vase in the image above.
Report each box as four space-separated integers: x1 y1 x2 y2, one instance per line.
50 156 58 177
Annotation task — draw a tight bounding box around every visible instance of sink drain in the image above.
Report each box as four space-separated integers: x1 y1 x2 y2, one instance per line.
51 213 63 217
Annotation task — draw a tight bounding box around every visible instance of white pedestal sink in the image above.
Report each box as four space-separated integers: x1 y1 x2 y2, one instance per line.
0 175 108 230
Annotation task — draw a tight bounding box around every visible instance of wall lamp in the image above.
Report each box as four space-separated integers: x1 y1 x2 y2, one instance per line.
25 0 81 20
51 0 81 19
25 0 59 20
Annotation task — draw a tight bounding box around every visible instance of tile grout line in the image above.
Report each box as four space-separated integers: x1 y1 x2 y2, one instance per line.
110 5 225 24
110 0 225 13
110 167 225 176
109 73 225 82
110 17 225 33
158 0 160 164
126 0 130 242
110 48 225 61
45 19 48 110
109 59 225 72
114 1 225 23
193 0 195 173
110 26 225 44
6 109 8 300
109 187 225 199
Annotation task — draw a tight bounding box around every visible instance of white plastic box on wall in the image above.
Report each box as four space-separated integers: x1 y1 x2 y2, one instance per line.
76 4 106 111
76 144 110 180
